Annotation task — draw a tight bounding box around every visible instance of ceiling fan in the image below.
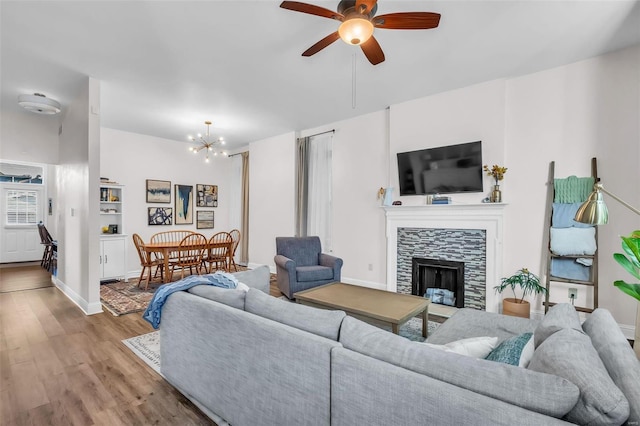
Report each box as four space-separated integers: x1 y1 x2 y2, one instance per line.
280 0 441 65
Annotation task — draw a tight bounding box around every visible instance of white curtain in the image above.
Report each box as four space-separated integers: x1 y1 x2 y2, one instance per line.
307 133 333 252
228 154 243 235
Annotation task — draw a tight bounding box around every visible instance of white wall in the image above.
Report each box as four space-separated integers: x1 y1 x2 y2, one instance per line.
0 107 60 164
248 132 296 269
100 127 233 276
54 77 102 315
247 44 640 333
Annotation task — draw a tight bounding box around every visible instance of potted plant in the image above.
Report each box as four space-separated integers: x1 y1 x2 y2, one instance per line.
613 230 640 357
494 268 547 318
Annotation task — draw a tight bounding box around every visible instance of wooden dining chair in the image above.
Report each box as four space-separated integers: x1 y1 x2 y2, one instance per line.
169 233 207 281
132 233 164 290
229 229 241 272
203 232 232 273
150 230 195 262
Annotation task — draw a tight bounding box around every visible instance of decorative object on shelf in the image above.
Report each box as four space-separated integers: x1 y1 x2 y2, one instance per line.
148 207 173 225
196 184 218 207
494 268 547 318
188 121 227 162
18 93 61 115
196 210 215 229
146 179 171 203
108 224 119 234
483 164 508 203
377 187 393 206
175 184 193 225
392 201 402 206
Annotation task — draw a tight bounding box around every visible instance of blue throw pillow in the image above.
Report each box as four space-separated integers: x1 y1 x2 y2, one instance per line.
485 332 533 366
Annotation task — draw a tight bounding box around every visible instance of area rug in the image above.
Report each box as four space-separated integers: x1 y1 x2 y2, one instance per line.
100 280 157 316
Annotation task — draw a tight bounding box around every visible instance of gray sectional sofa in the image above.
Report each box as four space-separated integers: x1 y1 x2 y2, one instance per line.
159 266 640 426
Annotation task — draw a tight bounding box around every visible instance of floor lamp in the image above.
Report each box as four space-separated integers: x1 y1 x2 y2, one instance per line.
574 182 640 357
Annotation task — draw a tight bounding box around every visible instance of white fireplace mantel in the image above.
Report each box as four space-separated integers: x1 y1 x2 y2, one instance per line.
384 203 507 313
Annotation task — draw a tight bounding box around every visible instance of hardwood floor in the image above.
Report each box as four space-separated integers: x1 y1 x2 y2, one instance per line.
0 263 53 293
0 266 215 425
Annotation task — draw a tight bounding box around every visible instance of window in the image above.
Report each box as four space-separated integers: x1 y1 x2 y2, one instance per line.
6 190 38 225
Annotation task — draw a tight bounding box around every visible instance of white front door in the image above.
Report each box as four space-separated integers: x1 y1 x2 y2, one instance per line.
0 185 45 263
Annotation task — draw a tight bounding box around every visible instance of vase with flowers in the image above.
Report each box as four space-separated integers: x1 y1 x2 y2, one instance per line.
483 164 508 202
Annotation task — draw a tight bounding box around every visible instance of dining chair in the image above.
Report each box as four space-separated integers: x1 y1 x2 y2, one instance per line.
132 233 163 290
37 222 57 273
203 232 232 273
150 230 195 262
229 229 241 272
169 233 207 281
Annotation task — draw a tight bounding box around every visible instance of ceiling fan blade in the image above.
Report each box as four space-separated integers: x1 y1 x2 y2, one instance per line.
280 1 343 20
302 32 340 57
373 12 441 30
355 0 377 15
360 36 385 65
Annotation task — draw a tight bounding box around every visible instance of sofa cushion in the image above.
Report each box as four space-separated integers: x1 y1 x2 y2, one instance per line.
188 286 246 310
582 309 640 425
534 303 583 348
485 332 534 367
339 316 579 418
245 288 345 341
296 265 334 282
528 328 630 425
231 265 270 294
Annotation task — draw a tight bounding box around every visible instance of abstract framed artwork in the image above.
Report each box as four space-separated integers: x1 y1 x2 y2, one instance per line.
146 179 171 203
196 184 218 207
196 210 214 229
148 207 173 225
175 184 194 224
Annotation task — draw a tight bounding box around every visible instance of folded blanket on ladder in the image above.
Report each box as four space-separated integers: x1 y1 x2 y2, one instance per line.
554 176 594 203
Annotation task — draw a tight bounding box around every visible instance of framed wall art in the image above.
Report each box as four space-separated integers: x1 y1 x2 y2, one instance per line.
175 184 194 224
148 207 173 225
146 179 171 203
196 210 214 229
196 184 218 207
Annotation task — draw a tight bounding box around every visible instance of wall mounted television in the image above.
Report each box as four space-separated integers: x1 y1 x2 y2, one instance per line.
397 141 483 196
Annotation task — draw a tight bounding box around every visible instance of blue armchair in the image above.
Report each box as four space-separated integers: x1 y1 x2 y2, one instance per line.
274 236 343 299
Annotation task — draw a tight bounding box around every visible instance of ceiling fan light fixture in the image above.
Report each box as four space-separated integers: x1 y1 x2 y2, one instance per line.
18 93 61 115
338 17 374 45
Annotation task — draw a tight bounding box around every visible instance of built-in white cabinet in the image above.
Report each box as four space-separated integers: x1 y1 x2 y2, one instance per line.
100 236 126 280
99 183 126 281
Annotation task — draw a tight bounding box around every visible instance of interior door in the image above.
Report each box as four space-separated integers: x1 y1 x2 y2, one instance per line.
0 185 44 263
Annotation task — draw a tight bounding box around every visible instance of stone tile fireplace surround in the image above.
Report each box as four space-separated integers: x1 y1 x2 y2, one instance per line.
384 204 506 314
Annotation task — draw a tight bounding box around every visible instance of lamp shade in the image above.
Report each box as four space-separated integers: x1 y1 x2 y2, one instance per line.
574 187 609 225
338 18 374 45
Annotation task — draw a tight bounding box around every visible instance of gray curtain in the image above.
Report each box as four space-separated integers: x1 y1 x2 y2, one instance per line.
240 152 250 264
295 137 310 237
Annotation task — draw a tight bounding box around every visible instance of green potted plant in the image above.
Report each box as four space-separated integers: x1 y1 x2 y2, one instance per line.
613 230 640 357
494 268 547 318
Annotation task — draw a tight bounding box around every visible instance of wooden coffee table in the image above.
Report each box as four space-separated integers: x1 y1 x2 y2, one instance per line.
294 282 430 337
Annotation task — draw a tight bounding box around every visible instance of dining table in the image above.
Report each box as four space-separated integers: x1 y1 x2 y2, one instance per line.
142 239 234 284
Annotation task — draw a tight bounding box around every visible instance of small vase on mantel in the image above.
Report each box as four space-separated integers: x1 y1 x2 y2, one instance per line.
490 185 502 203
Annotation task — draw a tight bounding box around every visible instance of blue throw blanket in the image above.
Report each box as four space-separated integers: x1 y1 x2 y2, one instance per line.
143 272 239 329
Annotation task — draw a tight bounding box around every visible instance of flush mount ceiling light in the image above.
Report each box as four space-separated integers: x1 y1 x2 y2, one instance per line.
188 121 227 163
18 93 61 115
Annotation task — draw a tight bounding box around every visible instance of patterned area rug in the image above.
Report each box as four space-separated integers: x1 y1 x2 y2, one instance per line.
100 280 158 316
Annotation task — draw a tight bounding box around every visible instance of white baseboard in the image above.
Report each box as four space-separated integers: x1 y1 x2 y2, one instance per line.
340 277 386 290
51 276 103 315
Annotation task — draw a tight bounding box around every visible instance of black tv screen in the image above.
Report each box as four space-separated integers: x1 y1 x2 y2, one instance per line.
397 141 483 196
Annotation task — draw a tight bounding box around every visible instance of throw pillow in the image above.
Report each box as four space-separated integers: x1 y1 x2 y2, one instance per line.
236 282 250 292
422 336 498 358
485 332 534 367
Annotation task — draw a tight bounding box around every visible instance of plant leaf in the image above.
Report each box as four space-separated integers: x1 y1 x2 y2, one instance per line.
613 253 640 280
621 236 640 269
613 280 640 302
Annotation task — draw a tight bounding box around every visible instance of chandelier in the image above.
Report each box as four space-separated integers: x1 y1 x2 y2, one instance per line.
188 121 226 162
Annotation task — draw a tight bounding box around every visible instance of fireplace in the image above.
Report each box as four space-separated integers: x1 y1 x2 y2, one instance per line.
412 257 465 308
